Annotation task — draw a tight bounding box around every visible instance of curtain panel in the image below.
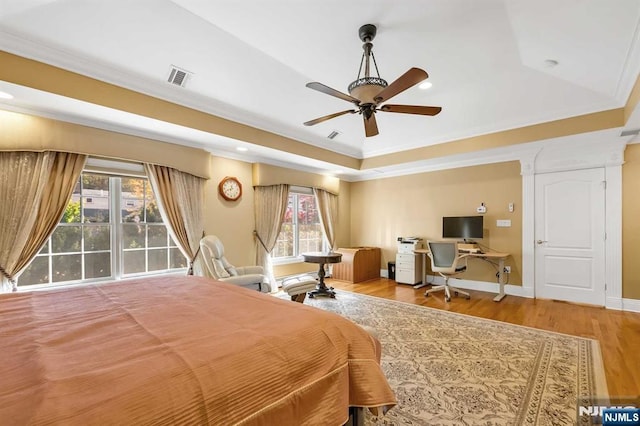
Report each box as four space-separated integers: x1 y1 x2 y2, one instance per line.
145 164 206 276
313 188 339 251
0 151 86 292
253 184 289 291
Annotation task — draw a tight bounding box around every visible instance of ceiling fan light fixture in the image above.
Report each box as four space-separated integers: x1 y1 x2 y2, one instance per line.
348 77 388 104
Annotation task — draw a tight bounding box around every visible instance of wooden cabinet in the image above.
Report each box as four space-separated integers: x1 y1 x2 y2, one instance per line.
332 247 381 283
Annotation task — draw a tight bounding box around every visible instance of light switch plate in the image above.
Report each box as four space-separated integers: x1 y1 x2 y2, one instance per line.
497 219 511 227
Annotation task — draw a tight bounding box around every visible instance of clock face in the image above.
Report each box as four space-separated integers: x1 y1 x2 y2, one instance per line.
219 177 242 201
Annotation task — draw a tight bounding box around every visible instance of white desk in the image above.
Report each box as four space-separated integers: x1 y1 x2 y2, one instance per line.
414 249 510 302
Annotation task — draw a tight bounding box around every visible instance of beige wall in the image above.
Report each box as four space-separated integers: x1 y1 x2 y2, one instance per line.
3 105 639 299
0 110 210 178
252 163 340 194
350 162 523 285
203 156 257 267
622 143 640 299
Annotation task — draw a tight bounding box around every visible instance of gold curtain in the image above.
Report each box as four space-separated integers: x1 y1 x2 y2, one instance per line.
253 184 289 291
14 152 87 276
313 188 339 251
1 151 86 292
144 164 205 275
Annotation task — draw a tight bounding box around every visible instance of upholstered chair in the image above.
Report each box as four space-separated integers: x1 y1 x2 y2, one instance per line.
199 235 269 292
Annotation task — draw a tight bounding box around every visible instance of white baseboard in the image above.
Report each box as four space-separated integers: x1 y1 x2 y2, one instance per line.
425 275 534 299
606 297 624 310
373 271 640 312
622 297 640 313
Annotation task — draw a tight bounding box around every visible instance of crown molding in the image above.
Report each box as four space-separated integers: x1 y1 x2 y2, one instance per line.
0 29 364 159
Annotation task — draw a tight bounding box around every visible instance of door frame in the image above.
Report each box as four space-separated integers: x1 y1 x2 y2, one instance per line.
520 137 626 309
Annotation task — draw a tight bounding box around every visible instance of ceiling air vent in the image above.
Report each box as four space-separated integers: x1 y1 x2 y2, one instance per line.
167 65 192 88
620 128 640 137
327 130 340 140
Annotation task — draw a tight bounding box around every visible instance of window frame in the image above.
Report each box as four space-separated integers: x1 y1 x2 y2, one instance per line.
18 171 187 290
272 187 327 265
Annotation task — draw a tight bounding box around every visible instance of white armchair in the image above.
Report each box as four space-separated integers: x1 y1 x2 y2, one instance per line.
199 235 269 292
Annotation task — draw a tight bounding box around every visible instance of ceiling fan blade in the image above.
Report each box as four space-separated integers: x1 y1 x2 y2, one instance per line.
306 82 361 104
373 67 428 103
364 113 379 137
303 109 357 126
380 104 442 116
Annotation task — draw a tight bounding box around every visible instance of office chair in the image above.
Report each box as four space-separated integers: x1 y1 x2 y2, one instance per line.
425 241 471 302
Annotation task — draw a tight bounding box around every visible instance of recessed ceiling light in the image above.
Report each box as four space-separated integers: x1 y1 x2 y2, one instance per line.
0 91 14 99
544 59 559 68
236 147 248 152
419 81 432 90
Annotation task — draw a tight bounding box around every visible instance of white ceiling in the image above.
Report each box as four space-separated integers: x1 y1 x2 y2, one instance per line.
1 0 640 179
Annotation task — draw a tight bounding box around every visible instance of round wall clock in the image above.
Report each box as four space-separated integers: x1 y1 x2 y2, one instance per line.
218 176 242 201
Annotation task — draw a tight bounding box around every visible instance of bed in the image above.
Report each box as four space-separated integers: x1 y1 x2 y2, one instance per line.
0 276 395 425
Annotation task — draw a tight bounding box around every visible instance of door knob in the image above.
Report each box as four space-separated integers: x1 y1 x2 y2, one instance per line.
536 240 547 245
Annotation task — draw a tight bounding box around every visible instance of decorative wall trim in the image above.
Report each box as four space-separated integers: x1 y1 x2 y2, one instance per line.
520 151 537 299
532 137 626 308
0 31 363 159
605 163 624 309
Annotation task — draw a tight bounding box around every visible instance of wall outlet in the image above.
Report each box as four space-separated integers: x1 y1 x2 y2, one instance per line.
497 219 511 227
503 266 511 273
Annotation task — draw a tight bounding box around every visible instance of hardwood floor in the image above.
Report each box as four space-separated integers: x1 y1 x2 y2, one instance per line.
326 277 640 400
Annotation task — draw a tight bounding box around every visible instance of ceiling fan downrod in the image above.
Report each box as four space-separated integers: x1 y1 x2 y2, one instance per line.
349 24 388 104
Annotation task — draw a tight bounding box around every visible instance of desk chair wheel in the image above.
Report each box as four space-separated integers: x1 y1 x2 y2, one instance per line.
445 296 451 302
454 291 458 296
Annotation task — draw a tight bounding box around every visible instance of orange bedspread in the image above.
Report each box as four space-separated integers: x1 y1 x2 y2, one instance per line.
0 276 395 425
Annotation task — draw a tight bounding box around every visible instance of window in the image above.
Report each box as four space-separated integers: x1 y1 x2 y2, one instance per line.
18 173 186 288
272 190 326 262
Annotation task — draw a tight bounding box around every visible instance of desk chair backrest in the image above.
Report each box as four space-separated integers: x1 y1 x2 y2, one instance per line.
427 241 462 274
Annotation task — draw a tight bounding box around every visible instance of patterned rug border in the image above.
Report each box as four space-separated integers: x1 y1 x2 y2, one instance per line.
291 289 610 401
331 289 606 345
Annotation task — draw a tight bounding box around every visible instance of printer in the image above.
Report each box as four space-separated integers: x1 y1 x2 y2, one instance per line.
397 237 423 253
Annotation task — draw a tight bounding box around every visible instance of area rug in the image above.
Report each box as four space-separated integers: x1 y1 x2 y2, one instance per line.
295 291 608 425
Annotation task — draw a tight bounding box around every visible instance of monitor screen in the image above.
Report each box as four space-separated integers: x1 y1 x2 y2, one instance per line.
442 216 484 240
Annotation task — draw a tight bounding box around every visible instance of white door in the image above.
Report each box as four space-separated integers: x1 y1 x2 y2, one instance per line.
534 168 606 305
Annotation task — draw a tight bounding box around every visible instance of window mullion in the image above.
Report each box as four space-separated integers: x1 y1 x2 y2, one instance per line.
293 194 300 257
112 177 122 279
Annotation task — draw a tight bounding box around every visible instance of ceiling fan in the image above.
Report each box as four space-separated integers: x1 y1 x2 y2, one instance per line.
304 24 442 137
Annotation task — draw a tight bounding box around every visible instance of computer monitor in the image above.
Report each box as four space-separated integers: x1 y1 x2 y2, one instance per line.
442 216 484 240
